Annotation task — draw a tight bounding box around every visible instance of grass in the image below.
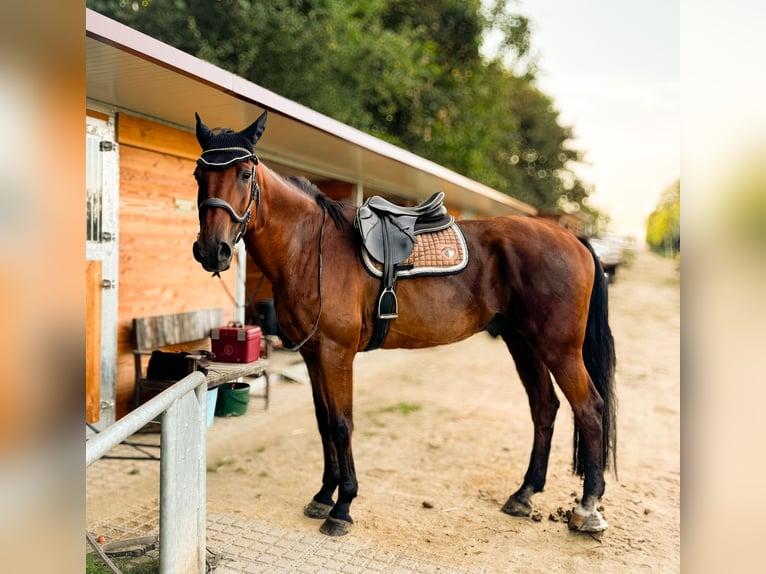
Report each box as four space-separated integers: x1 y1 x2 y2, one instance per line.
367 402 422 427
86 553 159 574
375 402 422 415
207 456 236 473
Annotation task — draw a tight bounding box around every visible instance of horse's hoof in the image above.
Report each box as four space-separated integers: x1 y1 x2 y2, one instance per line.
501 495 532 517
304 500 333 519
319 516 353 537
568 507 608 533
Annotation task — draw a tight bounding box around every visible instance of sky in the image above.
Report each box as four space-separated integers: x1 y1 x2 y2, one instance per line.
495 1 680 238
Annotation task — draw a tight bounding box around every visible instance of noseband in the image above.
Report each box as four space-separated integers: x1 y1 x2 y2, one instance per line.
196 148 261 245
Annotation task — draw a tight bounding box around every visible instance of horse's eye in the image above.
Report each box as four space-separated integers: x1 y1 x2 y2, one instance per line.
242 172 252 181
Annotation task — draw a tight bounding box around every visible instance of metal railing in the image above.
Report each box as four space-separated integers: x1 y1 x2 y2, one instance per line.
87 371 208 574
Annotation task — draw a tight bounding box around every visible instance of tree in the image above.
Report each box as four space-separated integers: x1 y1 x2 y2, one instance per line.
646 179 680 256
87 0 592 215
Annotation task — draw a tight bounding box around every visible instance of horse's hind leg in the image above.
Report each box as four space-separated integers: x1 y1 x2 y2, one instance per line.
500 331 560 517
547 355 609 532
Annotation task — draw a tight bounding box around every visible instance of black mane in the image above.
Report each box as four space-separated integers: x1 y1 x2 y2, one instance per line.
286 175 347 230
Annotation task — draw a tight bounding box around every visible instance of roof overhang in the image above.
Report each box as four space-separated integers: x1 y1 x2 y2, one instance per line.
86 9 535 217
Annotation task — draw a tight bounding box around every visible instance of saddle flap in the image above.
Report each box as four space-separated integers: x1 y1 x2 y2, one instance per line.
355 206 378 243
355 206 416 265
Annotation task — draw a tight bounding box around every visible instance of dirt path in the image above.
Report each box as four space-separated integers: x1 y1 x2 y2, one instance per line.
88 248 680 572
205 248 679 572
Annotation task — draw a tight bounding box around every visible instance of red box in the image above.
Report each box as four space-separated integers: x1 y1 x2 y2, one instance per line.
210 325 262 363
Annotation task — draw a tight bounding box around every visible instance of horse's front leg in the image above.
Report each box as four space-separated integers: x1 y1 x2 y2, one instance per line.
301 345 357 536
302 351 338 520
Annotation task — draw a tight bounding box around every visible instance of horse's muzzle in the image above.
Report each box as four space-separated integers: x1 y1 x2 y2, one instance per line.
193 239 233 272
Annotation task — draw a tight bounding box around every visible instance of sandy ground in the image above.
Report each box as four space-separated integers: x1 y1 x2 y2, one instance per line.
87 248 680 572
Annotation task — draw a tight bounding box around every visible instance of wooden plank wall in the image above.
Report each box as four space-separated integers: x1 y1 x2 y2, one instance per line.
86 260 102 423
115 113 237 417
318 180 354 202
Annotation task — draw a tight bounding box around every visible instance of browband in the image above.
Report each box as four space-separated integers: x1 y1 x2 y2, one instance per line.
197 147 256 168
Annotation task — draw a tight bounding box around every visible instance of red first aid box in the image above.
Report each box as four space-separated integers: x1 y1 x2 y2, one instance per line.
210 325 262 363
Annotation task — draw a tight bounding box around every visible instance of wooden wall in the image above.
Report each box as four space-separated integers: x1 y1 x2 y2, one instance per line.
318 180 354 201
86 260 102 423
114 113 237 417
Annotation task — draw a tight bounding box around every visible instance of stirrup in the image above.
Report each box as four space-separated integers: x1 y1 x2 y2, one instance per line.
377 287 399 320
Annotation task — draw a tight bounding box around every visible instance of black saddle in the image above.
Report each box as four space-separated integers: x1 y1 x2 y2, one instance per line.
355 192 451 265
354 192 453 351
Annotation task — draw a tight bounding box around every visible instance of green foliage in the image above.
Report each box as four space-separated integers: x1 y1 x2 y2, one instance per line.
88 0 593 214
646 179 680 256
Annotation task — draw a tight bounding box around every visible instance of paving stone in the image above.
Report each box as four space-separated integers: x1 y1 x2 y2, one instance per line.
306 553 329 567
88 432 481 574
296 562 321 573
259 552 283 565
241 548 262 561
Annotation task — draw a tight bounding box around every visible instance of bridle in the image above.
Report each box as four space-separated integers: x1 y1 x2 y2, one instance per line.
195 146 326 351
196 147 260 246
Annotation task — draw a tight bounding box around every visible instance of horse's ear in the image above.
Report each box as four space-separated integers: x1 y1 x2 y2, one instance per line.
195 112 214 149
242 111 268 147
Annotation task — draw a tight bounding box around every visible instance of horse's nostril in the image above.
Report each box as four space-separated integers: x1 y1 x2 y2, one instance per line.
218 241 232 262
192 241 203 263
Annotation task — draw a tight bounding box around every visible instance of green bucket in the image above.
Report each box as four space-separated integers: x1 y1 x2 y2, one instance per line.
215 383 250 417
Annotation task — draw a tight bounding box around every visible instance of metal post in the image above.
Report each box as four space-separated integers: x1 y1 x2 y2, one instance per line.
160 384 206 574
86 372 208 574
235 241 247 325
195 384 208 570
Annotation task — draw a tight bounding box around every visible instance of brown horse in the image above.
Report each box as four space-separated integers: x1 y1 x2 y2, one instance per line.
192 113 616 536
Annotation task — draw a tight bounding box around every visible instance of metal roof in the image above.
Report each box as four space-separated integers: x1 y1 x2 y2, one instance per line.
86 9 535 217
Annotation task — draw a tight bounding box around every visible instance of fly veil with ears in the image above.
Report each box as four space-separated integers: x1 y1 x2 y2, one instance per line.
195 111 268 245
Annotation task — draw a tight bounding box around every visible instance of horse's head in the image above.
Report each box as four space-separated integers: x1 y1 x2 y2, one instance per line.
192 112 267 272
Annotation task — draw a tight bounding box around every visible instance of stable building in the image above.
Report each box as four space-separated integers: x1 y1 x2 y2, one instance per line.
85 9 536 425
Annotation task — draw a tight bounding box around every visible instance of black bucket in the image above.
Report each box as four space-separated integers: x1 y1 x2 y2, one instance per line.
255 299 278 336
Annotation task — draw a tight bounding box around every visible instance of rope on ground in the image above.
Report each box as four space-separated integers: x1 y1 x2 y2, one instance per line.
85 530 124 574
206 547 224 573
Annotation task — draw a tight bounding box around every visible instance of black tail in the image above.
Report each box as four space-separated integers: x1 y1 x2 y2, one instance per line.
573 238 617 478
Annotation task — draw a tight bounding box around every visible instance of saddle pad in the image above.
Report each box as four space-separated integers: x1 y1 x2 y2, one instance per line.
361 222 469 279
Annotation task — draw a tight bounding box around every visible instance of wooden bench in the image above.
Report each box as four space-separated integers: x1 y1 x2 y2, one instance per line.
132 308 270 410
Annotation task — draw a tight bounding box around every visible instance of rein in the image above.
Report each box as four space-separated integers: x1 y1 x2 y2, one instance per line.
281 205 327 351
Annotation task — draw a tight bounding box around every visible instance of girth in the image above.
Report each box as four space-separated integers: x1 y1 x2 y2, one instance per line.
354 192 453 350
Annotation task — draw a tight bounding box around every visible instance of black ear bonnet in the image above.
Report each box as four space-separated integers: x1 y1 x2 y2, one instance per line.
195 111 267 169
